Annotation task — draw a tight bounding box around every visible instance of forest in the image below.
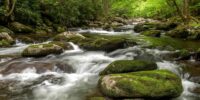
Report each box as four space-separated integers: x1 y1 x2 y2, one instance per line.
0 0 199 100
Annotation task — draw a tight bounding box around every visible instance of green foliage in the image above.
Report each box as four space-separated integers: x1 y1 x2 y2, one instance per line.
13 0 103 26
111 0 181 18
15 0 42 25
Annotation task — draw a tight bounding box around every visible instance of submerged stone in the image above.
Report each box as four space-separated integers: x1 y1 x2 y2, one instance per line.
0 60 74 75
98 70 183 99
100 60 157 75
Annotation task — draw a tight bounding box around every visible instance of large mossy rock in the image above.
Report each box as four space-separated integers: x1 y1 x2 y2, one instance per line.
166 25 189 38
141 30 161 37
22 42 66 57
100 60 157 75
0 26 14 35
54 32 137 52
98 70 183 99
187 29 200 40
53 32 86 41
0 32 15 47
9 22 34 33
134 22 177 33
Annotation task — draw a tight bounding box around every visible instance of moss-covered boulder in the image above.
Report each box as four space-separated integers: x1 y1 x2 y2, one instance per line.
22 43 65 57
53 32 86 41
166 25 189 38
50 41 73 50
98 70 183 99
9 22 34 33
0 26 14 35
54 33 137 52
141 30 161 37
100 60 157 75
134 22 177 33
134 23 157 33
187 29 200 40
0 32 15 47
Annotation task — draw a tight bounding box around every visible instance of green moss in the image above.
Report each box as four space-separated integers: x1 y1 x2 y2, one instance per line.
88 97 106 100
134 21 178 33
135 35 200 51
54 33 137 52
0 26 14 35
98 70 183 98
166 25 189 38
49 42 73 50
22 43 64 57
141 30 161 37
9 22 34 33
100 60 157 75
0 40 12 47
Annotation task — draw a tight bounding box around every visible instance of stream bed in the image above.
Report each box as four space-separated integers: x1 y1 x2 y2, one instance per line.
0 26 200 100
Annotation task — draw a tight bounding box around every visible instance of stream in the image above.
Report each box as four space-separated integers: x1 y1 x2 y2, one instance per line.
0 25 200 100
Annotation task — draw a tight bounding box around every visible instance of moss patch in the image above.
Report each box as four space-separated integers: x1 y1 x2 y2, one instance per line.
98 70 183 98
100 60 157 75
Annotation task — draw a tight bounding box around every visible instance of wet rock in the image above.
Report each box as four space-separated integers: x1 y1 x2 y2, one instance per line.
0 32 14 42
112 17 127 24
54 33 137 52
188 29 200 40
22 43 64 57
16 35 35 43
100 60 157 75
134 22 177 33
191 87 200 95
0 32 15 47
166 25 189 38
51 41 73 50
141 30 161 37
53 31 86 41
9 22 34 33
181 61 200 83
0 61 74 75
98 70 183 99
0 26 14 35
113 25 135 32
35 29 47 34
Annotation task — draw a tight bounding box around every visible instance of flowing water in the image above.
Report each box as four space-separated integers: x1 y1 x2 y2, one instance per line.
0 26 200 100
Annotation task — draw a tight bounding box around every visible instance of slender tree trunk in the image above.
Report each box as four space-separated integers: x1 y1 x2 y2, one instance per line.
183 0 190 24
102 0 110 16
5 0 16 17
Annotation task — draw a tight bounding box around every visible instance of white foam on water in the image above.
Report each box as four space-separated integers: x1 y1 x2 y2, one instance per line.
0 45 29 55
33 73 98 100
157 61 200 100
156 61 181 75
62 42 83 54
0 39 198 100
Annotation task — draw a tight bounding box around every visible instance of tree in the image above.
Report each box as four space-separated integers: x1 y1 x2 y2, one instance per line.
166 0 199 24
4 0 16 17
102 0 110 16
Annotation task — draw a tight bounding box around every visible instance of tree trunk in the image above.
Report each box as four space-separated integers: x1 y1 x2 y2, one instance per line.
102 0 110 16
183 0 190 24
